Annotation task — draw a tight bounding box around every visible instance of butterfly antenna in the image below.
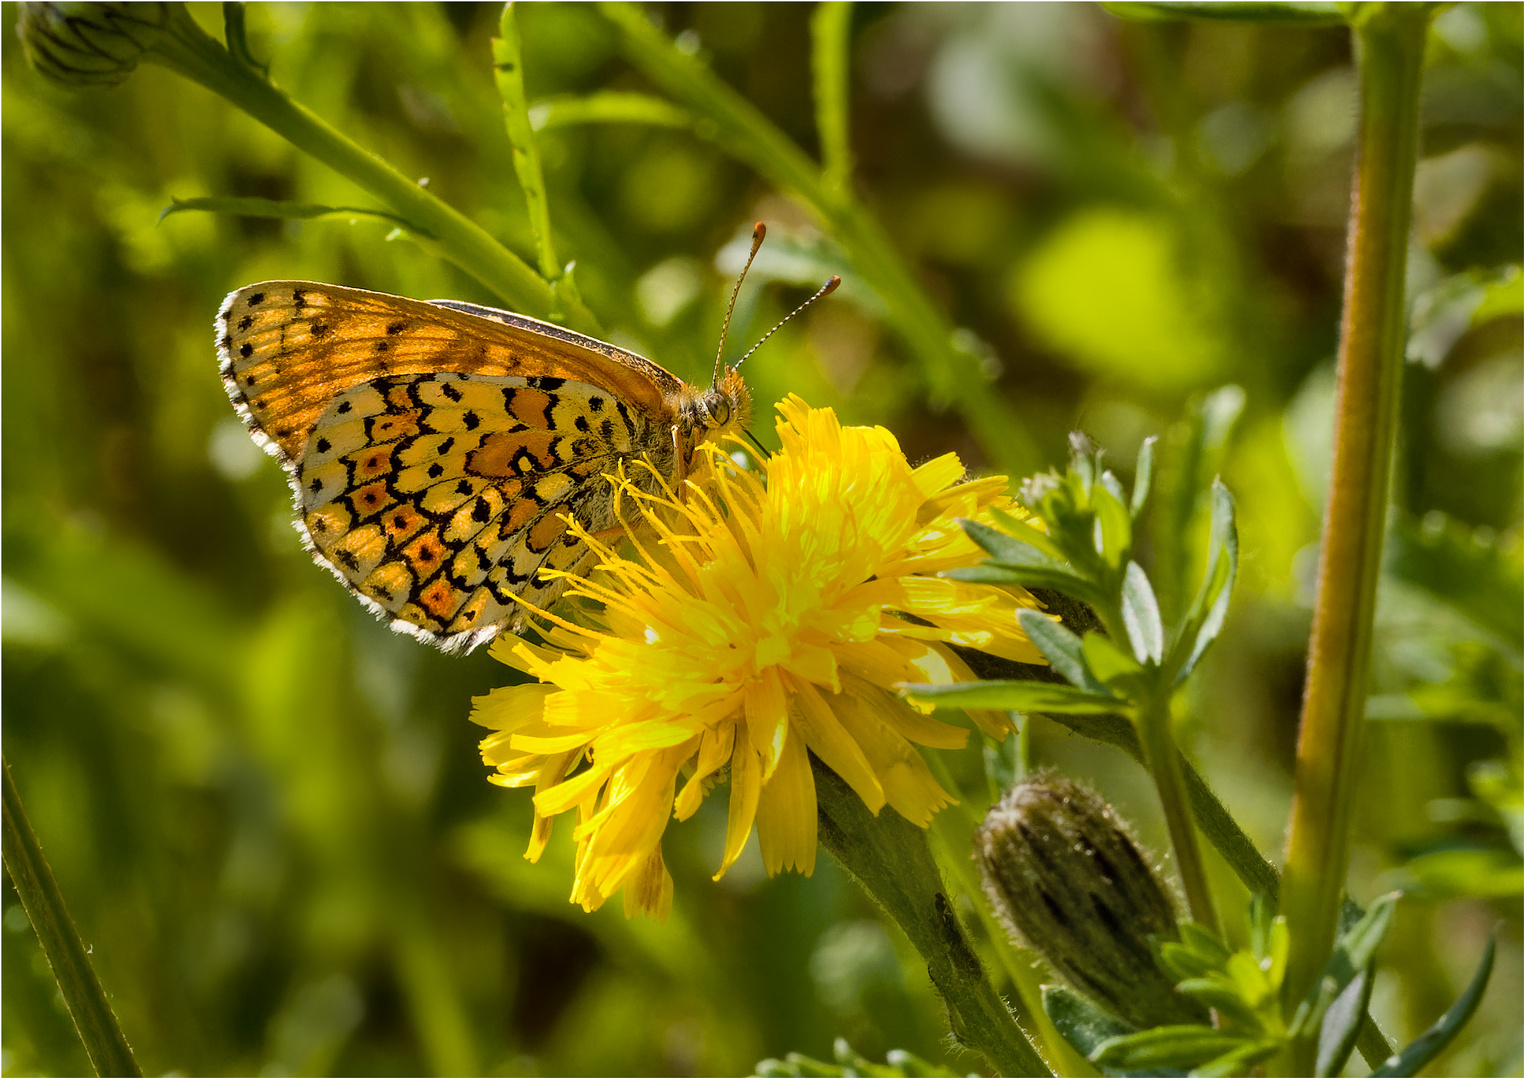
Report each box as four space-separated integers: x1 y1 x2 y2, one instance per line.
743 429 773 461
731 275 840 372
713 221 768 388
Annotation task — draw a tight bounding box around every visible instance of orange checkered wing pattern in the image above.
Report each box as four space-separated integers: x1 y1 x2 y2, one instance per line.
217 281 702 653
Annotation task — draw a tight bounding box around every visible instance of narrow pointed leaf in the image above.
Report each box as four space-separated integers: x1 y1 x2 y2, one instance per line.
1291 892 1399 1038
1369 934 1495 1077
1315 963 1373 1077
1042 985 1135 1059
159 196 414 229
960 517 1068 568
1131 436 1157 517
1192 1039 1282 1078
900 680 1121 714
1019 609 1109 692
528 91 692 131
1120 562 1164 664
1093 482 1134 567
1082 631 1143 688
1091 1026 1247 1070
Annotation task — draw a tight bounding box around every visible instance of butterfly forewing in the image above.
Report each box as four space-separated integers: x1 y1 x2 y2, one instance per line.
218 281 680 462
216 280 693 652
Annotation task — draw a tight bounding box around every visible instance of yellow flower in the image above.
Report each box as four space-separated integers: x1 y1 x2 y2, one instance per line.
472 396 1045 919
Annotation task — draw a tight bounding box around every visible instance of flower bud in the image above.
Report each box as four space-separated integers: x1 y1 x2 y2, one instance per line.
17 3 174 87
974 772 1206 1030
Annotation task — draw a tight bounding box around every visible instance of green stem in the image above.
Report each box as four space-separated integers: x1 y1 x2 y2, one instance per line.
494 2 561 284
1137 693 1219 936
810 1 854 195
599 2 1042 478
147 6 598 333
1279 9 1432 1072
811 757 1053 1077
2 755 141 1078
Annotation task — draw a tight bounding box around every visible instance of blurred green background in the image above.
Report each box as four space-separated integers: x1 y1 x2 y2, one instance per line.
2 3 1520 1075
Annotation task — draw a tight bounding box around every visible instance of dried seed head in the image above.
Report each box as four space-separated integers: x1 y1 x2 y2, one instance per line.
18 3 173 87
974 771 1206 1030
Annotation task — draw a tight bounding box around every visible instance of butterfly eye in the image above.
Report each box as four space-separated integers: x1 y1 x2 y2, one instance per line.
702 391 731 428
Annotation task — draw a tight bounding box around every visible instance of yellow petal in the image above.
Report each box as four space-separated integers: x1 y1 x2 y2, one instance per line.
791 681 885 814
755 722 816 876
744 668 789 779
717 720 761 879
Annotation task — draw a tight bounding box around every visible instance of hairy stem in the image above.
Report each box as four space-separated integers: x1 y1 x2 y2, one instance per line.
812 757 1052 1077
1279 5 1433 1071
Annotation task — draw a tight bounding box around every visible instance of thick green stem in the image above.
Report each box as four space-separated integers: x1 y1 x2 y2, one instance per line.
1137 694 1219 936
1279 6 1432 1071
3 755 141 1078
148 7 598 332
811 758 1053 1077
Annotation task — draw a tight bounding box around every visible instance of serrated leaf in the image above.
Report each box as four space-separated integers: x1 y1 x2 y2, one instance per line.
1132 436 1157 518
1042 984 1135 1058
1019 610 1109 692
1369 935 1495 1077
1120 562 1164 664
1094 483 1135 567
1315 963 1372 1077
900 680 1121 714
1092 1026 1248 1070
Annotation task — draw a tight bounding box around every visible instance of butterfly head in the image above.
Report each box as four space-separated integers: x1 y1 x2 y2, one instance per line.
680 366 752 448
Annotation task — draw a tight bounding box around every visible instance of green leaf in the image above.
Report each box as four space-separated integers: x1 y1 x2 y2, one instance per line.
1387 512 1523 651
1094 482 1135 568
1042 985 1135 1059
1082 631 1144 688
1018 610 1109 692
528 91 692 131
1178 923 1234 967
1171 978 1262 1030
1369 935 1495 1077
901 680 1122 714
1091 1025 1248 1070
1191 1039 1281 1077
1131 436 1157 518
1102 1 1346 23
1290 893 1399 1039
961 517 1068 568
158 195 414 229
1120 562 1164 664
942 563 1107 608
1175 480 1239 683
1315 963 1372 1077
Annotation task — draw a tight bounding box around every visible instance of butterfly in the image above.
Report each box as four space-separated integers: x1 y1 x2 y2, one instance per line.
217 224 837 653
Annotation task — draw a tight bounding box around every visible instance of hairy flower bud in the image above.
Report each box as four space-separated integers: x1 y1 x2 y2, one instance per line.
974 772 1206 1030
18 2 175 87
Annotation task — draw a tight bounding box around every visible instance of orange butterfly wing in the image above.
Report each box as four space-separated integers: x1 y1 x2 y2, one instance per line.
217 281 687 652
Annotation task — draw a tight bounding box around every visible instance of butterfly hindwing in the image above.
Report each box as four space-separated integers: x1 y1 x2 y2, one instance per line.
295 371 675 652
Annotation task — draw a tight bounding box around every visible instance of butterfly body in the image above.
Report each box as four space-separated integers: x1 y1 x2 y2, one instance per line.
217 280 750 652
